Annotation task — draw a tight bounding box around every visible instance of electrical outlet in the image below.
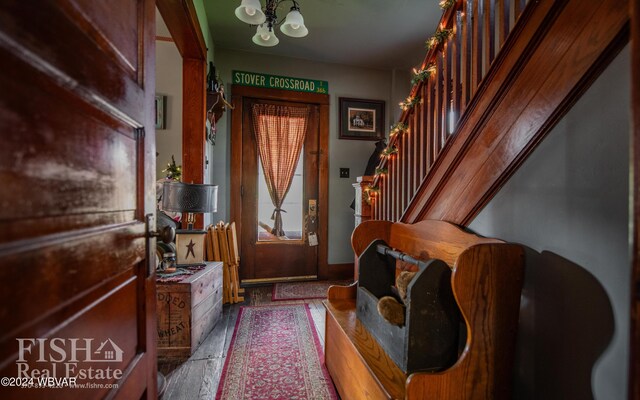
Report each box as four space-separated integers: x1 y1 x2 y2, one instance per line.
339 168 350 178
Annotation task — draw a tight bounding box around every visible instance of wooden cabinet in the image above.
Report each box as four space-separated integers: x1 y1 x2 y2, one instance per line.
156 261 223 359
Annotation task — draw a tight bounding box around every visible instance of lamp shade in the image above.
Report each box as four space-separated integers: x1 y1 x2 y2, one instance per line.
280 10 308 38
235 0 266 24
252 24 279 47
162 181 218 213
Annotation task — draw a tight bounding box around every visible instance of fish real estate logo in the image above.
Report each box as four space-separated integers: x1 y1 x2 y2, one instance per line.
15 338 124 382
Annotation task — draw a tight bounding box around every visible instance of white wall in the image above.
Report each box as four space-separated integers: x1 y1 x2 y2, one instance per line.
155 40 183 181
213 49 403 264
469 46 630 400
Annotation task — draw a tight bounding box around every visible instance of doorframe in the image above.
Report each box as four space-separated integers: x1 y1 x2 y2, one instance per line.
630 0 639 397
156 0 208 229
230 85 331 278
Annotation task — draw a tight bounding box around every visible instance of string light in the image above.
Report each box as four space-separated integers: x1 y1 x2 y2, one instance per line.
425 28 453 50
389 122 408 137
411 63 436 86
439 0 456 10
400 96 421 111
381 146 398 157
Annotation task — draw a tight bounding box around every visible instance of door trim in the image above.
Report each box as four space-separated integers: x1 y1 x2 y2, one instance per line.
230 85 330 278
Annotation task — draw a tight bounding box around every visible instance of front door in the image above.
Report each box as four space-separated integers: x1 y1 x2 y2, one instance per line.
240 98 320 282
0 1 157 399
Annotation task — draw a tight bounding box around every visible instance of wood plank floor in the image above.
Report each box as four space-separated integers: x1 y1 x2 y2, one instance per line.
158 285 328 399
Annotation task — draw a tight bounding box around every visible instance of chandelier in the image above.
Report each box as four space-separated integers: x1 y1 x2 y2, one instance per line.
235 0 308 47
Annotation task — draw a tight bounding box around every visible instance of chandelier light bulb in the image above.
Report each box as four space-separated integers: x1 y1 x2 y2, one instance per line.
252 24 279 47
238 1 309 46
235 0 265 24
280 9 308 38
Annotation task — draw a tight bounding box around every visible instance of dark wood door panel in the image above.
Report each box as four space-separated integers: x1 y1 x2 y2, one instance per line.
0 224 146 346
0 275 142 399
0 0 157 397
0 1 146 120
69 0 141 76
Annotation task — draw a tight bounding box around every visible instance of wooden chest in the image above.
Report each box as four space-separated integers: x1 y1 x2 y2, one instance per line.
156 261 223 359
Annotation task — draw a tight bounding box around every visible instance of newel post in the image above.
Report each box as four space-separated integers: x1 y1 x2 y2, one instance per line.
353 176 373 227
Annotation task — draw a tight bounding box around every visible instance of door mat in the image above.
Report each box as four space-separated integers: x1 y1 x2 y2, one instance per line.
272 280 352 301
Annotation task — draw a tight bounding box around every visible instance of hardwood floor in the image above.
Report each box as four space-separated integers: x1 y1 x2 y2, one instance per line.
158 285 328 399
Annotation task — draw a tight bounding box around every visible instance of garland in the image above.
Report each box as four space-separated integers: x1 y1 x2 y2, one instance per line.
389 122 408 137
426 28 453 50
374 166 388 175
381 146 398 157
411 63 437 86
399 95 421 111
439 0 456 10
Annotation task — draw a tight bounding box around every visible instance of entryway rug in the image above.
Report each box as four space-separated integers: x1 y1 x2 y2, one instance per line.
271 280 351 301
215 304 338 400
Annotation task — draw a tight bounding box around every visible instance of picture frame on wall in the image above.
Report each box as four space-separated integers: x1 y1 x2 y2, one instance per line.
155 95 166 130
339 97 385 140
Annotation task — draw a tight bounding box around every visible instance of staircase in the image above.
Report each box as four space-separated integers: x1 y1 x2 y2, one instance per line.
366 0 629 225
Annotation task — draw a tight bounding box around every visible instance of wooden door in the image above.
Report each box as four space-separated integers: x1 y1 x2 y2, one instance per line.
0 1 157 399
240 98 320 282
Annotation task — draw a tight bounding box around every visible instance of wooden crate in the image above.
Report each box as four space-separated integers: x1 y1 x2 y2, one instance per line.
156 261 223 359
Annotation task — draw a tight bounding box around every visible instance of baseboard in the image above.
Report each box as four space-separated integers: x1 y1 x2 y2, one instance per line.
319 263 354 281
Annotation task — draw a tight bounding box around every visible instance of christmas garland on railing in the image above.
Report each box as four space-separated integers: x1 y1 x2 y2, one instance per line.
381 145 398 158
399 95 421 111
439 0 456 10
411 63 436 86
389 122 408 137
368 0 459 204
426 28 453 51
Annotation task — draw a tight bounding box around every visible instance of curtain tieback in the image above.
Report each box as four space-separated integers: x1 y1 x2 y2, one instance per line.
271 208 287 220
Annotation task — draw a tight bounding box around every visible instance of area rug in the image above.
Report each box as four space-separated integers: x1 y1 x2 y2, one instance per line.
215 304 338 400
272 280 352 301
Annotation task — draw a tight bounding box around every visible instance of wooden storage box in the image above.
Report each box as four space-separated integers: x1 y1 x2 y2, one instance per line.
157 261 223 359
356 239 460 374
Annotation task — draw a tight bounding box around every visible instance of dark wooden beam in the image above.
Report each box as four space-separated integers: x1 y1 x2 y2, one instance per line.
156 0 207 60
156 0 208 228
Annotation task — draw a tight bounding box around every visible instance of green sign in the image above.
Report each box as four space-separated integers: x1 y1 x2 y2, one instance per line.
232 70 328 94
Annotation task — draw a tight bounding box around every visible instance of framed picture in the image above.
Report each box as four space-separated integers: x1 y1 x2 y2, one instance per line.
155 95 166 130
175 229 206 266
339 97 385 140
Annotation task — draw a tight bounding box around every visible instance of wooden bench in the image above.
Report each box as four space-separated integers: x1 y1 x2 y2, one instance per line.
323 220 525 400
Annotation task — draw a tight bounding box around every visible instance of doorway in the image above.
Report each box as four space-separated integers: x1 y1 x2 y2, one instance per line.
230 86 329 283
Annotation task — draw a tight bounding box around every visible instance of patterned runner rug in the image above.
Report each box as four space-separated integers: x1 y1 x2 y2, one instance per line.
272 280 351 301
215 304 338 400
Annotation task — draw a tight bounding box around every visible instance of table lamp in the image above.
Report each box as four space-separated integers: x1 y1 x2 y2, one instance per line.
162 181 218 266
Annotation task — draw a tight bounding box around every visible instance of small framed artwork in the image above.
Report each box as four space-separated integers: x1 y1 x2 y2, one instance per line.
339 97 385 140
155 95 166 130
175 229 206 266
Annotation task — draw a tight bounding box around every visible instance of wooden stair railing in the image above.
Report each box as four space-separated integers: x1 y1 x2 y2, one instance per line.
369 0 629 225
372 0 529 222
